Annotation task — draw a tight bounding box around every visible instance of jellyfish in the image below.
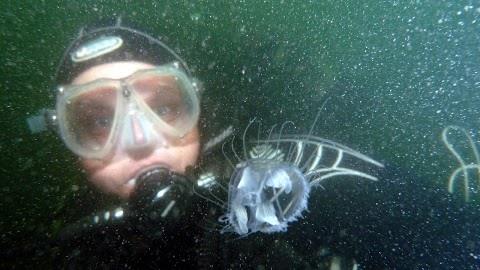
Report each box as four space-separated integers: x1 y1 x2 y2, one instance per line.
196 118 384 236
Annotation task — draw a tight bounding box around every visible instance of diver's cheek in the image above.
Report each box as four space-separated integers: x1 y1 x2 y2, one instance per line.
180 142 200 171
88 169 133 199
79 158 106 190
171 129 201 172
166 143 200 174
79 158 131 198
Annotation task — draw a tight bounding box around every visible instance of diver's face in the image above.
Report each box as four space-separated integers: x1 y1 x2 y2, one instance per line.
71 61 200 199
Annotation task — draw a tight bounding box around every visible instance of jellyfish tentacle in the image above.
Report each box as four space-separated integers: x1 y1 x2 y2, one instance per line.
242 118 257 161
304 144 323 173
230 135 243 163
307 97 330 137
259 136 384 168
192 182 225 209
442 126 471 200
308 168 378 187
282 191 300 216
293 141 304 167
332 149 343 168
276 121 295 152
442 125 480 202
254 135 382 188
222 139 235 169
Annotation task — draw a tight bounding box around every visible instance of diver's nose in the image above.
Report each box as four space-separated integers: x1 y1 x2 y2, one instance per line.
130 114 148 145
122 112 163 157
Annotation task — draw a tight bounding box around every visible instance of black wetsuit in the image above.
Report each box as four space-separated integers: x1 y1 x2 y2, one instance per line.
51 163 480 269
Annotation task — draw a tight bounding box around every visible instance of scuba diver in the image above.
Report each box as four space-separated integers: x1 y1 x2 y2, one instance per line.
52 23 201 200
35 19 210 268
22 19 480 269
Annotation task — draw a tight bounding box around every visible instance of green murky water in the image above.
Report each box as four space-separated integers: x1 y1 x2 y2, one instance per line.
1 0 480 267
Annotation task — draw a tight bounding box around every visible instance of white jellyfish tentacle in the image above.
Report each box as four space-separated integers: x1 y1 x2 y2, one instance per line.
255 121 264 150
442 126 471 200
293 141 304 167
255 135 382 189
242 118 257 161
332 149 343 168
265 170 292 221
267 124 278 141
301 143 323 173
305 144 380 186
283 138 296 164
192 182 225 209
307 144 323 172
282 190 303 217
308 169 379 188
276 121 295 152
307 97 330 137
222 139 235 169
442 125 480 202
259 135 384 168
230 135 243 163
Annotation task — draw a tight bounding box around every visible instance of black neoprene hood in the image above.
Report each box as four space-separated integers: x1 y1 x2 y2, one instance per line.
54 25 192 85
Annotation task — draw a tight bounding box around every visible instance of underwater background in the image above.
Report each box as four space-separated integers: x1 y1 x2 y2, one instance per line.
1 0 480 268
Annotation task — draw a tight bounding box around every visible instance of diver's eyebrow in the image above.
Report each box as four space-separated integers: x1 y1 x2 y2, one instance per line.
75 99 116 113
75 90 117 107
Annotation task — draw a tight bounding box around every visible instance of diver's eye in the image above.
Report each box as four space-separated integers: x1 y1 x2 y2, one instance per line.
81 114 113 140
154 105 180 122
92 117 112 130
74 106 114 144
155 106 172 116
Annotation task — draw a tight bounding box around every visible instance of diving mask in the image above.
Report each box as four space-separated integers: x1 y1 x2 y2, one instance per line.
56 64 200 159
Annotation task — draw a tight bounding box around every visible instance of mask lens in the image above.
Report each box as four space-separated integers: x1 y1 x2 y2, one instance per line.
64 85 118 153
131 72 197 134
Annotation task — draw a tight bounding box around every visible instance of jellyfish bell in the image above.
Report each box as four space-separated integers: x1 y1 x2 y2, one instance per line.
224 158 310 235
